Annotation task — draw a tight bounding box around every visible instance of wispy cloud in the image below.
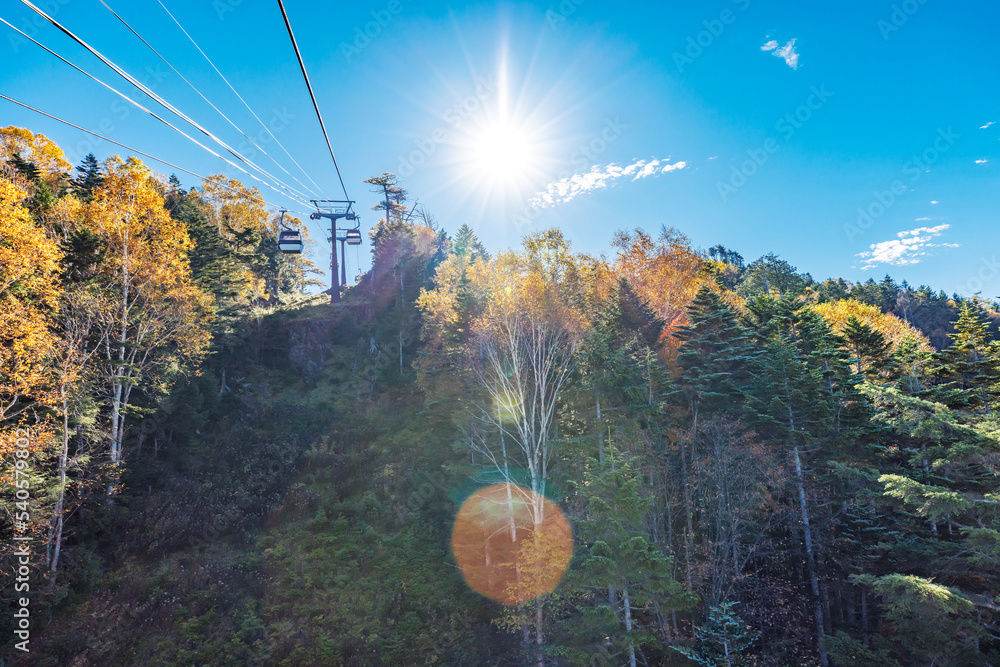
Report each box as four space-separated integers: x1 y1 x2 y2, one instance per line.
976 158 988 164
761 38 799 69
857 224 957 269
980 121 995 129
930 200 939 204
529 158 687 209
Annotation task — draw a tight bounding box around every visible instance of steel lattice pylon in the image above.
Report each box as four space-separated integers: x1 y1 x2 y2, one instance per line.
310 200 359 303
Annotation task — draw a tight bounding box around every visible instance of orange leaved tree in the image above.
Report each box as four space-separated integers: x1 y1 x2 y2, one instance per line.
612 226 716 340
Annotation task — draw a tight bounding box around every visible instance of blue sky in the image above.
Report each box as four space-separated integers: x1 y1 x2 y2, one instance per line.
2 0 998 296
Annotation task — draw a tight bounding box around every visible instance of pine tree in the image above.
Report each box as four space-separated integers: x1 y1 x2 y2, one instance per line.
671 601 758 667
70 153 103 201
849 574 979 665
59 227 105 284
742 296 836 667
736 253 809 299
854 381 999 664
926 300 1000 414
668 287 759 596
842 315 892 378
169 187 247 305
798 308 865 435
452 223 490 262
566 445 688 667
891 334 932 395
8 151 40 182
8 152 57 214
615 279 665 350
577 286 650 463
673 286 757 418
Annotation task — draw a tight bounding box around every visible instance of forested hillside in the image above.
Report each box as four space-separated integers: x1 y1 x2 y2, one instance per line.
3 129 1000 666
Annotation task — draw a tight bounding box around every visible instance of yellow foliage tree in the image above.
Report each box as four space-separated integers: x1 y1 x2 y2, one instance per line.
197 175 268 238
0 175 65 573
85 157 212 465
0 177 63 421
0 126 72 189
417 253 464 331
812 299 932 352
460 230 586 654
43 192 86 241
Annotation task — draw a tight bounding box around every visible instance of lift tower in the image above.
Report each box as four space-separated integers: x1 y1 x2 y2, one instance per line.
310 200 358 303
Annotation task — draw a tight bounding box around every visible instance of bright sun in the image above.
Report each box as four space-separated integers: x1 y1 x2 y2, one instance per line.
444 61 561 210
472 122 532 182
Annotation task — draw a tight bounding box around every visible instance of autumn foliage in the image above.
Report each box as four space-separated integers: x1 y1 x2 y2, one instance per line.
612 227 717 336
812 298 932 352
3 125 1000 666
0 178 62 420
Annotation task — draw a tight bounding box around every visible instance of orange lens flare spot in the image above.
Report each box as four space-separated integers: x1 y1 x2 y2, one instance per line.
450 484 573 605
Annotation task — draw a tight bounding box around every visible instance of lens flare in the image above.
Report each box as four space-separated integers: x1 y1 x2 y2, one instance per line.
451 483 572 605
494 387 523 423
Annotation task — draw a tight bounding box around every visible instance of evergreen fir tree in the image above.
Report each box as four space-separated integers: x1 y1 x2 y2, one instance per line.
169 188 247 305
579 294 642 458
673 286 757 418
563 445 689 667
60 227 105 283
927 300 1000 414
891 334 932 395
615 279 665 349
671 601 759 667
736 253 809 299
741 296 837 667
842 315 892 377
8 151 40 181
71 153 103 200
452 223 490 262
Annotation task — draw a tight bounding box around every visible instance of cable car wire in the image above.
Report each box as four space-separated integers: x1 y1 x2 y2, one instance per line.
1 93 203 182
98 0 318 202
0 93 315 219
0 15 309 209
18 0 314 209
153 0 325 199
275 0 349 201
21 0 310 208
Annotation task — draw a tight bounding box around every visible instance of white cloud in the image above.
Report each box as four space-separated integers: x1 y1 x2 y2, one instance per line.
914 217 932 221
976 158 988 164
762 38 799 69
529 158 687 209
632 161 661 180
930 200 939 204
980 121 995 129
898 224 949 237
708 155 718 160
856 224 957 269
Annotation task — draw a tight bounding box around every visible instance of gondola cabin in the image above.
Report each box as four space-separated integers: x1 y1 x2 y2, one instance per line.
345 228 363 246
278 229 303 254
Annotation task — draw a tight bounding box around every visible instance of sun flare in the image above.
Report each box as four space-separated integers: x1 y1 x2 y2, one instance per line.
471 122 533 183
